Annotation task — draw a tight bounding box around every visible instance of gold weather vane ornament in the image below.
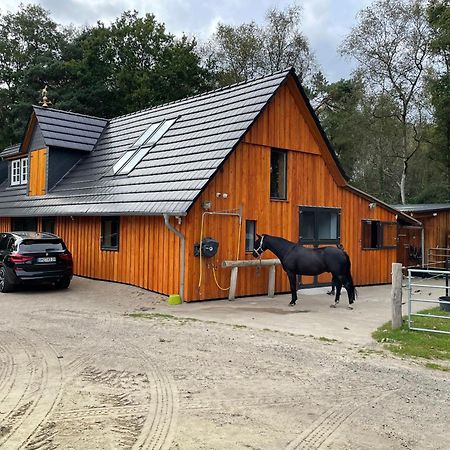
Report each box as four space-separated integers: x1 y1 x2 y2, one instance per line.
39 85 52 108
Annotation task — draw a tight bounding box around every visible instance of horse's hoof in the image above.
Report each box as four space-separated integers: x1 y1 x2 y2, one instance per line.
289 302 296 307
348 306 354 310
329 304 337 308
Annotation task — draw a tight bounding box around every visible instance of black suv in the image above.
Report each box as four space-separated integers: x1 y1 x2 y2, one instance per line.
0 232 73 293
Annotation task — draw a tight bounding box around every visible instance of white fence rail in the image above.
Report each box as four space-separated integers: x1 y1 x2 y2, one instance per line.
407 268 450 335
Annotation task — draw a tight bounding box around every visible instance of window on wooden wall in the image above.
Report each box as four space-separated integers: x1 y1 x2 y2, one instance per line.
245 220 256 252
101 217 120 251
42 217 56 234
361 220 397 249
11 217 37 231
270 149 287 200
299 206 340 245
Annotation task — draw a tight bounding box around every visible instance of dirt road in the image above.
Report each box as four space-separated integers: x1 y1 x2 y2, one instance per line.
0 277 449 449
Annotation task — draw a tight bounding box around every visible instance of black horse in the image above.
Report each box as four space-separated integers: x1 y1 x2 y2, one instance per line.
253 234 356 307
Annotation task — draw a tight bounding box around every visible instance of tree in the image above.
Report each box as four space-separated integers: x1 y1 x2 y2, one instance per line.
315 75 408 202
0 7 213 148
426 0 450 201
0 3 66 148
341 0 430 204
205 3 316 86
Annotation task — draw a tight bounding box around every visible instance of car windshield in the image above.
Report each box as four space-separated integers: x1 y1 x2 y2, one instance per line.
18 239 65 253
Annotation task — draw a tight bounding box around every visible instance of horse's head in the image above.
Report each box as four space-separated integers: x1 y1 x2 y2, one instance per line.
252 234 266 258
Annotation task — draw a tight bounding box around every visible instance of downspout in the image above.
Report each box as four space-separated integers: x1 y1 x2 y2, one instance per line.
421 226 425 268
163 214 186 302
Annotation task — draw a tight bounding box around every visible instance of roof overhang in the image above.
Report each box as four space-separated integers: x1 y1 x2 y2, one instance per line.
347 185 422 226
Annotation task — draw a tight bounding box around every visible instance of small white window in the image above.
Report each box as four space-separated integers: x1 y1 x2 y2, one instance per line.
11 157 29 186
20 158 28 184
11 160 21 186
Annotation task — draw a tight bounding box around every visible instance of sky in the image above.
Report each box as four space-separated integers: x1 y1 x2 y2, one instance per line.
0 0 373 81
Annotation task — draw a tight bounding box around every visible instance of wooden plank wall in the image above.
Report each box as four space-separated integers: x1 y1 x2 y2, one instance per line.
415 211 450 263
182 77 398 301
55 216 180 295
0 217 10 232
29 148 47 196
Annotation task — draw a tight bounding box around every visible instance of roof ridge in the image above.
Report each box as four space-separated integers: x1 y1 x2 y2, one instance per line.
112 67 294 121
33 105 108 122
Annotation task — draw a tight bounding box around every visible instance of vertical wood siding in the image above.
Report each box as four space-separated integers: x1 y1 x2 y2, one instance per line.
415 211 450 263
0 217 10 232
55 216 180 295
29 148 47 196
182 78 398 301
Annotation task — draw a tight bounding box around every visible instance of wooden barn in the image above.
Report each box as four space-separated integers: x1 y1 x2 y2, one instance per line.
0 69 418 301
394 204 450 269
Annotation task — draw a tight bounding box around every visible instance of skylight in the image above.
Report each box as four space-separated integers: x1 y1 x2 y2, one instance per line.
112 118 177 175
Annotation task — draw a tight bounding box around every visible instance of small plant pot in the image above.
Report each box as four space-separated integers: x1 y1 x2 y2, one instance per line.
438 296 450 312
168 294 182 305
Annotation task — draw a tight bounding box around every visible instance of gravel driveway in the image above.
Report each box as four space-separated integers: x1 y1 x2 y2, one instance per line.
0 277 449 449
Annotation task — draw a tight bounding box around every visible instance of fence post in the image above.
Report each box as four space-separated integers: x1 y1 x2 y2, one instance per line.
391 263 403 330
268 265 276 297
228 267 239 301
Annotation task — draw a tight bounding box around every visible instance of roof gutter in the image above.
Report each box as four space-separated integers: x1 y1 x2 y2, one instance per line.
163 214 185 302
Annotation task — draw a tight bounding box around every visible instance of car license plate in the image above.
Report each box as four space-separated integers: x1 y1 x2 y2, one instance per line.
36 257 56 263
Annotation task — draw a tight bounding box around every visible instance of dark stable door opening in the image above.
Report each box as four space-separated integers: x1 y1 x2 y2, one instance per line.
298 206 341 288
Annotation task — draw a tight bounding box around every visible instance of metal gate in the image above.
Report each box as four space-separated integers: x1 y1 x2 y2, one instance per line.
407 268 450 335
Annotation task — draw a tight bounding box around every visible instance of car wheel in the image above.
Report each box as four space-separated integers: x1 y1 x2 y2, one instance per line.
0 267 13 293
55 277 71 289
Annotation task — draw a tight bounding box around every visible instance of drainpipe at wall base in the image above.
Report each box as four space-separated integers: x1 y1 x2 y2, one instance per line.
163 214 186 302
421 226 425 268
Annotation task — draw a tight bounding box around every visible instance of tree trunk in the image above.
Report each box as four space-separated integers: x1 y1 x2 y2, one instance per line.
400 116 408 205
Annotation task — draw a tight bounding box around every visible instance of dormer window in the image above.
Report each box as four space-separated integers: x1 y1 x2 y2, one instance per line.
11 158 28 186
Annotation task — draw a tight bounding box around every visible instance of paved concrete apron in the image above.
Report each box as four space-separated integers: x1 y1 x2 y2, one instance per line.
159 283 436 344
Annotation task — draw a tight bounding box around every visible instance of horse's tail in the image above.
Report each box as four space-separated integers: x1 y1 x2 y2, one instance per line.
343 250 357 303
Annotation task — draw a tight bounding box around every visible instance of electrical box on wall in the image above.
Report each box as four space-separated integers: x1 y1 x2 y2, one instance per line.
194 237 219 257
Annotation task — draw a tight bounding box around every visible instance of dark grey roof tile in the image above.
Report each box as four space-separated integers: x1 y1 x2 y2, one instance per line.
1 69 291 216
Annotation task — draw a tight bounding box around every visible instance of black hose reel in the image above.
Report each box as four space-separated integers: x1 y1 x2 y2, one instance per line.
194 237 219 257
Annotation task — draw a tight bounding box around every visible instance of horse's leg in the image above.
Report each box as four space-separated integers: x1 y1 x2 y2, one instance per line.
327 276 337 295
344 276 356 309
330 277 342 308
288 272 298 306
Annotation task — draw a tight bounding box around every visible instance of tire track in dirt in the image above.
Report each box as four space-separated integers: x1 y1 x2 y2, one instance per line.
0 331 35 444
22 311 113 450
182 394 306 411
0 330 63 449
0 342 15 398
285 389 398 450
132 362 178 450
29 311 177 449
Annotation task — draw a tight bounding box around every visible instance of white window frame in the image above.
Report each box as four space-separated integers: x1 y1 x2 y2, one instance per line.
11 157 28 186
20 157 28 184
11 159 21 186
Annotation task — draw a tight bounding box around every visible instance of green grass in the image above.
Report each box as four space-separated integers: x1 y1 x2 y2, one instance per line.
373 307 450 362
425 362 450 372
318 336 338 343
127 311 219 326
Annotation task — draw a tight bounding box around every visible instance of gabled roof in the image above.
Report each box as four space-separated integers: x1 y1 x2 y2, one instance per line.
1 143 21 158
31 106 108 152
0 69 299 216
